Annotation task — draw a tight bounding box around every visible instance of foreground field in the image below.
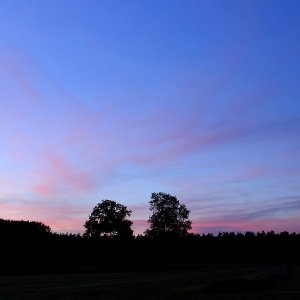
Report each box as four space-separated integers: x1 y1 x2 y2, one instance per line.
0 264 299 300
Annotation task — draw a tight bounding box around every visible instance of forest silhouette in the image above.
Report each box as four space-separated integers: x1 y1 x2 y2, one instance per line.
1 192 299 275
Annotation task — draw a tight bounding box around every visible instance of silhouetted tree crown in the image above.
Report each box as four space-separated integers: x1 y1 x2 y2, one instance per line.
145 192 192 237
84 200 133 239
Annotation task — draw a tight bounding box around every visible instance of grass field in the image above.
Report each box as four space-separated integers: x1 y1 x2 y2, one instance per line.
0 264 299 300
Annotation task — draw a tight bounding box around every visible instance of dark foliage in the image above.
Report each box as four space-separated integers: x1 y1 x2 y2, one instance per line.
0 201 300 276
145 192 192 237
0 218 51 240
84 200 133 239
0 220 300 275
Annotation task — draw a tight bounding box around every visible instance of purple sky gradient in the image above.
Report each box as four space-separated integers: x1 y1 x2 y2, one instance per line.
0 0 299 234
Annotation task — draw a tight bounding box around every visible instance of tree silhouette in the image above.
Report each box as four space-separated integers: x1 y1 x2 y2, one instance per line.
84 200 133 239
145 192 192 238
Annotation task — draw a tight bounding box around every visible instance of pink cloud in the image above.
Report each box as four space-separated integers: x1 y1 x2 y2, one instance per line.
0 55 42 102
0 50 299 236
0 195 91 234
132 219 148 235
188 194 300 235
43 217 86 234
192 217 300 234
32 152 96 197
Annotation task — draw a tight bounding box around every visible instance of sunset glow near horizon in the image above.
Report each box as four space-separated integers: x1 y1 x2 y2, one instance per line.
0 0 299 235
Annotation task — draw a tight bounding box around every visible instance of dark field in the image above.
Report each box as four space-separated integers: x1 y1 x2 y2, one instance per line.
1 264 299 300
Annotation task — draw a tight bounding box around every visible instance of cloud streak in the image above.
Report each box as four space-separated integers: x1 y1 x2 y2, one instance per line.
0 2 300 236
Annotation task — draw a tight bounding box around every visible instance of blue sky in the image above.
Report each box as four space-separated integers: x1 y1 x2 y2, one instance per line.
0 0 299 234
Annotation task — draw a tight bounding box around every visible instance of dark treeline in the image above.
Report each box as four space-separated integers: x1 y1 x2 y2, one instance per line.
1 218 300 275
0 192 299 275
0 219 51 239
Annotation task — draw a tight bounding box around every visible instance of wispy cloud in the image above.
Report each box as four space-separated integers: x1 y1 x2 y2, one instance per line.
32 152 96 196
189 195 300 233
0 54 42 103
191 217 300 234
0 48 299 234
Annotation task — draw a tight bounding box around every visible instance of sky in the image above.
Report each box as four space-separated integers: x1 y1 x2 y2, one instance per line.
0 0 299 235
